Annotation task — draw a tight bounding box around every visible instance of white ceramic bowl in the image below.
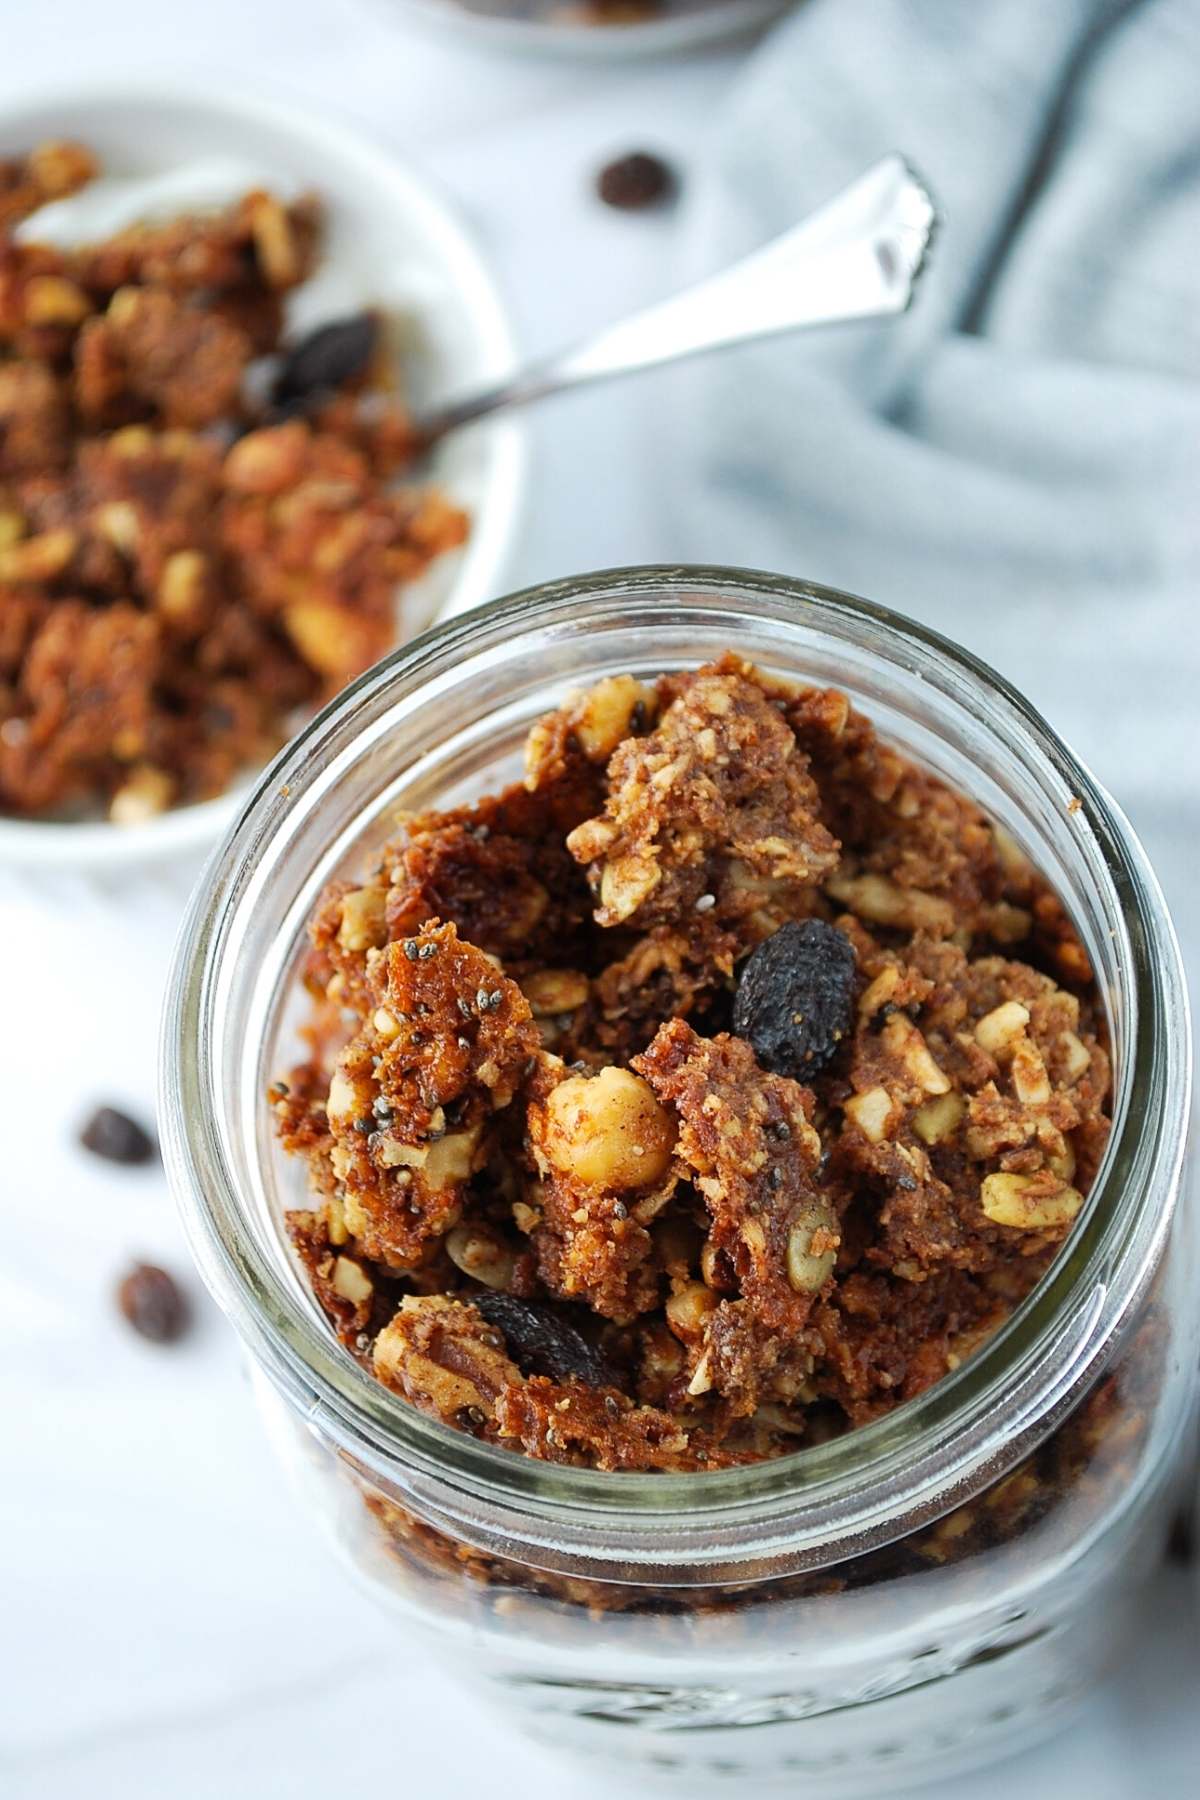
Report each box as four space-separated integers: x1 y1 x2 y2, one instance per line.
0 83 525 878
373 0 789 60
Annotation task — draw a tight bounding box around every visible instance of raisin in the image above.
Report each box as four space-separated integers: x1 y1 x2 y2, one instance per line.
596 152 676 212
116 1263 189 1343
732 919 857 1080
273 312 377 404
1167 1509 1195 1565
79 1105 157 1165
473 1292 621 1389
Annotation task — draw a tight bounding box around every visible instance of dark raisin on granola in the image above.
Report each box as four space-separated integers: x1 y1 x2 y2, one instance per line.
473 1292 621 1390
272 312 378 405
596 152 676 212
79 1104 158 1166
116 1263 190 1343
732 919 857 1080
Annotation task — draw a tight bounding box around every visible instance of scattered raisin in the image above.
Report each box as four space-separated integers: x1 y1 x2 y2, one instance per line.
79 1105 157 1165
116 1263 189 1343
273 312 378 404
596 152 676 212
473 1293 621 1389
1167 1509 1195 1565
732 919 857 1080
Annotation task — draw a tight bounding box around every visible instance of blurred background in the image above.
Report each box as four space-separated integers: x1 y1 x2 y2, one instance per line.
2 2 1196 1797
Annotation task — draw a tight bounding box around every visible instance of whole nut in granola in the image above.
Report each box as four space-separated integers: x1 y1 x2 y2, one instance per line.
541 1066 675 1191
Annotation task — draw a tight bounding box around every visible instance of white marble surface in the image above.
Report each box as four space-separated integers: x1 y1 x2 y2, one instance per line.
1 6 1196 1797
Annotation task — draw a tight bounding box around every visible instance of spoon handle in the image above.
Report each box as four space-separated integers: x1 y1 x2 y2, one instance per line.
417 155 936 445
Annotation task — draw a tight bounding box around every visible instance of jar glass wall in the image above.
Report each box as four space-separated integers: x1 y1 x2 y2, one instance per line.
163 568 1194 1795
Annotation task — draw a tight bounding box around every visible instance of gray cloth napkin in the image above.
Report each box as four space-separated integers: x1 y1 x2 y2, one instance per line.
666 0 1199 969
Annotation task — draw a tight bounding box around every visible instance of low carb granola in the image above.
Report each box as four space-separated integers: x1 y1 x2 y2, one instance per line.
274 656 1112 1474
0 140 467 821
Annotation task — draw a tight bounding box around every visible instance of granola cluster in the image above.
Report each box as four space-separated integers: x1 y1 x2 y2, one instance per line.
0 139 467 821
275 656 1111 1471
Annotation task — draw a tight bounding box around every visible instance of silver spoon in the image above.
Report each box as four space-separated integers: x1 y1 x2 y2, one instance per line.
414 154 937 448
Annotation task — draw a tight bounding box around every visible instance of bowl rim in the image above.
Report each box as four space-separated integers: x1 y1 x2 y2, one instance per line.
368 0 789 61
0 76 526 872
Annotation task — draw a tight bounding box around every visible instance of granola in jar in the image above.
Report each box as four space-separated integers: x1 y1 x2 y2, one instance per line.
273 654 1113 1474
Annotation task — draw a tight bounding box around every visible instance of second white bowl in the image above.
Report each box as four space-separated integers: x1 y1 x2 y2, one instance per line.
0 81 526 878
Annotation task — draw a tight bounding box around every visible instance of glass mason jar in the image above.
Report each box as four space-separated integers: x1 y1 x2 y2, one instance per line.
162 567 1195 1795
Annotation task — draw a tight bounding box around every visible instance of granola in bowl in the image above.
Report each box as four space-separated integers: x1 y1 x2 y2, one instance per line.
272 654 1111 1471
0 137 468 826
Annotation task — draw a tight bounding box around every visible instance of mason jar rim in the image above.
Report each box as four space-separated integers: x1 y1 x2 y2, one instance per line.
161 565 1191 1582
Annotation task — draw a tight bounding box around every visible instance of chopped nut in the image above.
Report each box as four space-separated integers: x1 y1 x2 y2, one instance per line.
980 1172 1083 1230
1010 1038 1052 1106
1059 1031 1092 1083
109 424 154 457
844 1086 895 1144
991 824 1031 880
223 421 309 494
94 501 140 555
155 549 208 626
331 1255 373 1304
282 599 362 680
665 1281 717 1339
108 764 174 824
1046 1133 1078 1184
446 1224 515 1291
786 1206 839 1293
699 1238 735 1292
686 1351 713 1397
982 901 1033 944
512 1199 541 1235
572 675 655 761
24 274 90 327
326 1069 356 1121
598 854 661 922
421 1129 480 1189
881 1011 951 1094
29 139 97 199
858 964 901 1018
372 1006 400 1040
246 191 299 287
975 1001 1031 1057
827 871 955 936
522 968 590 1016
338 887 387 952
912 1091 966 1145
0 527 75 582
